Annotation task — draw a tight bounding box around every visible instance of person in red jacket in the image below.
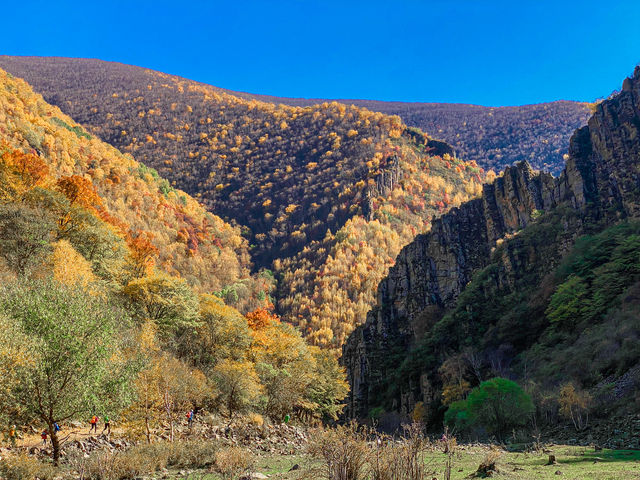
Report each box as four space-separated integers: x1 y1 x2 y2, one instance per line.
89 415 99 433
186 410 194 428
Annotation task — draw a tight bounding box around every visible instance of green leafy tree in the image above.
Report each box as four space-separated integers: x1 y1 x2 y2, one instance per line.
123 272 200 334
0 203 55 276
0 281 139 464
58 208 128 280
256 361 308 421
175 294 251 367
305 347 349 421
466 377 534 439
0 313 33 425
546 275 589 326
444 399 471 433
445 377 534 439
212 359 262 418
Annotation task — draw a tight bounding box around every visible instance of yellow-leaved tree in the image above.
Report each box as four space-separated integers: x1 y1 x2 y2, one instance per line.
48 240 95 288
246 308 348 422
123 321 211 442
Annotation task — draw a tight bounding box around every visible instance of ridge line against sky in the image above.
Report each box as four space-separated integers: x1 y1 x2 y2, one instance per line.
2 0 640 106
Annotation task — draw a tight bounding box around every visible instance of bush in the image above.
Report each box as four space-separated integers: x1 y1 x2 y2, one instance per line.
309 422 370 480
247 412 265 426
445 378 534 439
167 439 219 468
213 446 254 480
84 448 163 480
475 446 502 478
443 399 471 433
371 423 431 480
311 422 432 480
0 454 56 480
368 406 385 420
82 440 218 480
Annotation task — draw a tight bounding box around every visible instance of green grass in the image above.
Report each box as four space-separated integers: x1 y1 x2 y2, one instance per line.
424 446 640 480
172 446 640 480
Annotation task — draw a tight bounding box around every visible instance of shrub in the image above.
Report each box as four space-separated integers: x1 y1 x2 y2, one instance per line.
371 423 431 480
368 406 385 420
309 422 370 480
213 446 254 480
82 440 218 480
411 401 426 423
475 446 502 478
445 377 534 439
443 399 471 433
167 439 219 468
84 448 163 480
0 454 56 480
247 412 265 426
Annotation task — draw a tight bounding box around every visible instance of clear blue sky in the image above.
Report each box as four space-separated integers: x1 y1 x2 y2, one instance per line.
3 0 640 106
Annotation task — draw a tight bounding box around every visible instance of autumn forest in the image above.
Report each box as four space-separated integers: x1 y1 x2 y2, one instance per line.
1 44 640 480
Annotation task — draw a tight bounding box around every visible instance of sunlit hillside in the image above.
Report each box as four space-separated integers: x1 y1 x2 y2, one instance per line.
0 57 486 347
0 67 272 311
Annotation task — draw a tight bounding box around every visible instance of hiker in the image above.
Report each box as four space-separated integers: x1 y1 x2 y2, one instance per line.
102 415 111 435
41 429 48 445
441 432 449 453
8 425 17 447
89 415 99 433
186 410 194 427
283 414 290 424
54 422 61 433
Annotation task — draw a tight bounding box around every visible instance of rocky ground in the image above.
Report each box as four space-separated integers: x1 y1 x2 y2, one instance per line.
3 418 640 479
546 413 640 451
0 419 310 460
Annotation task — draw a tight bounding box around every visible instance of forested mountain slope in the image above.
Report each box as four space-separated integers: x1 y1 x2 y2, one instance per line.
0 57 486 347
0 67 270 311
344 100 591 175
242 95 592 176
343 66 640 436
0 68 349 456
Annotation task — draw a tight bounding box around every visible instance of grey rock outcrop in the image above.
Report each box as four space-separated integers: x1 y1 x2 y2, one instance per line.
342 66 640 419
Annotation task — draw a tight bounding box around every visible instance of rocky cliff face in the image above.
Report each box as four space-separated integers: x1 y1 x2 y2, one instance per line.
363 155 403 221
362 133 454 221
343 66 640 419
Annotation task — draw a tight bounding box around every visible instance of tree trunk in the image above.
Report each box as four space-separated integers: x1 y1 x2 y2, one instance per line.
50 424 61 466
145 414 151 444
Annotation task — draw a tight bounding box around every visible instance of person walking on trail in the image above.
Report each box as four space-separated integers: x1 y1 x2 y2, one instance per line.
54 422 61 433
89 415 99 433
102 415 111 435
41 429 48 445
186 410 194 428
8 425 17 448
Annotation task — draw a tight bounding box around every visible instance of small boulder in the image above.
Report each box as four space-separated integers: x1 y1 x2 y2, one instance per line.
240 474 268 480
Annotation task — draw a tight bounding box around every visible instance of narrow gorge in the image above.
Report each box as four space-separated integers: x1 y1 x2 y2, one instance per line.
343 66 640 425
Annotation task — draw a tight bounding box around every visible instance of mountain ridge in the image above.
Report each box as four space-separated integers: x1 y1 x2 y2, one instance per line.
342 65 640 431
0 56 591 177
